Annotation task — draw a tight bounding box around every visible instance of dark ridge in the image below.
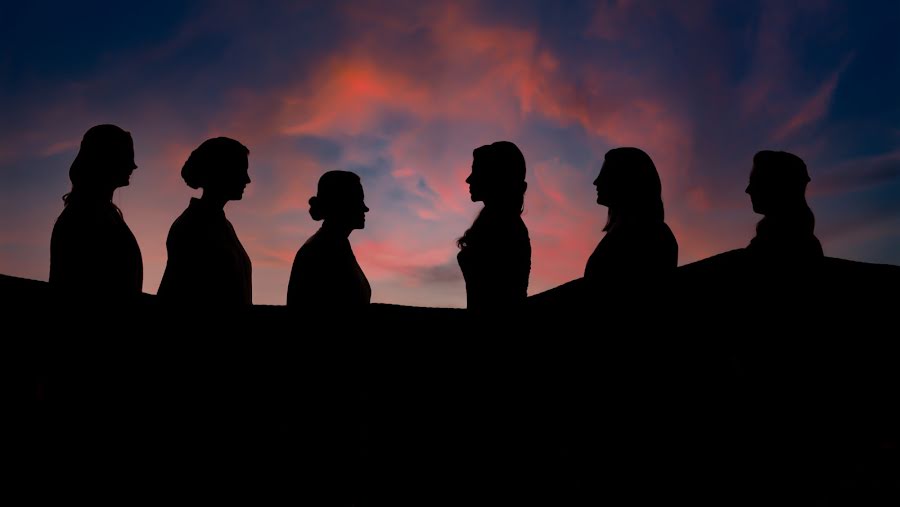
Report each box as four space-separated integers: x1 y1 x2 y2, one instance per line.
4 258 899 505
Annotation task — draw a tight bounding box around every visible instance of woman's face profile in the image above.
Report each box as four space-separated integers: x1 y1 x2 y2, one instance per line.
746 165 775 215
466 157 487 203
593 161 613 207
221 154 251 201
109 138 138 189
345 183 369 230
328 182 369 230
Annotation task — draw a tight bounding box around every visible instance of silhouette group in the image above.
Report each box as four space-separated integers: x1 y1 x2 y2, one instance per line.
50 124 825 309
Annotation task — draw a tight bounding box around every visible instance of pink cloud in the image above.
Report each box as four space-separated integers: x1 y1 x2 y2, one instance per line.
773 62 847 141
281 61 432 136
268 154 326 215
532 78 693 186
525 158 606 292
41 139 80 158
354 238 458 284
222 0 697 301
391 167 416 178
686 187 713 212
275 5 545 139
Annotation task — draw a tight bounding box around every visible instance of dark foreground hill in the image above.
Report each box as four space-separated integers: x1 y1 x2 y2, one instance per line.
3 256 899 505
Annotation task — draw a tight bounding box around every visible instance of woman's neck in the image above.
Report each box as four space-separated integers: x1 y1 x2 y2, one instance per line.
482 202 520 216
321 220 353 239
68 186 115 204
199 191 228 210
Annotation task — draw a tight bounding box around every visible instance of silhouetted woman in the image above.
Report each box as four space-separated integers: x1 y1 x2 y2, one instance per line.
287 171 371 309
157 137 252 306
584 147 677 282
50 124 143 298
457 141 531 310
745 150 823 261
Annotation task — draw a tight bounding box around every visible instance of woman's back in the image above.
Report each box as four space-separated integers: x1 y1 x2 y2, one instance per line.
458 209 531 310
50 200 143 297
584 220 677 281
287 228 371 309
158 198 252 305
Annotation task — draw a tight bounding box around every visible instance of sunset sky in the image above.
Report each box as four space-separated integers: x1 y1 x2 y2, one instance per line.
2 0 899 307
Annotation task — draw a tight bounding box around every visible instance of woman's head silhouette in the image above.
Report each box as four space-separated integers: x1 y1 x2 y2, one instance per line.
182 137 250 202
744 150 821 258
746 150 811 216
309 170 368 231
65 124 136 205
458 141 528 250
594 147 664 231
466 141 527 212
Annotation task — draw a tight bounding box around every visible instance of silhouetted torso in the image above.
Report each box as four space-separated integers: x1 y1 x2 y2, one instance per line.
49 200 143 297
158 198 252 305
287 227 371 309
584 220 677 281
457 209 531 310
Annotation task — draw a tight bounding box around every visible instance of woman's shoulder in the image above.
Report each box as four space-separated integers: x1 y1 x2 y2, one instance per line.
53 202 122 231
659 222 677 243
292 231 353 274
169 200 221 232
167 207 197 237
52 205 77 228
512 213 529 233
295 230 340 257
166 205 223 250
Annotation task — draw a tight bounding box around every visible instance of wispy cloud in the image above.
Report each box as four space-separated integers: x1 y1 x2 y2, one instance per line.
773 58 852 141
